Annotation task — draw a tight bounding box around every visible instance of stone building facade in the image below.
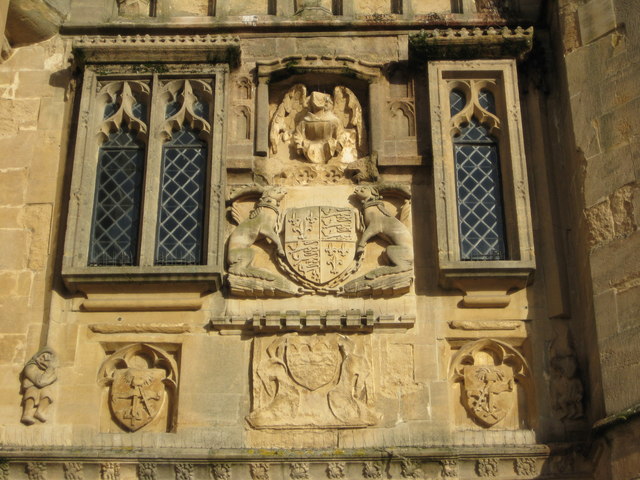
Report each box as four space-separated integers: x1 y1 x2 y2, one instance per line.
0 0 638 479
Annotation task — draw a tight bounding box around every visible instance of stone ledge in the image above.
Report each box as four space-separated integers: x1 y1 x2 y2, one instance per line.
72 34 241 65
409 26 534 61
210 310 415 333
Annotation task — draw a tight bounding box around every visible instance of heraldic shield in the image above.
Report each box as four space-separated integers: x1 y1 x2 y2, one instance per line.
463 365 514 427
283 206 358 288
285 336 342 391
110 367 166 432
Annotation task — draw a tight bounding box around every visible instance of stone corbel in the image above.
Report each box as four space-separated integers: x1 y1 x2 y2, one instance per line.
440 262 534 308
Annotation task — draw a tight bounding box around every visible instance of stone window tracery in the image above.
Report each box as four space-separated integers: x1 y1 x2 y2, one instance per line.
428 60 535 307
62 67 227 299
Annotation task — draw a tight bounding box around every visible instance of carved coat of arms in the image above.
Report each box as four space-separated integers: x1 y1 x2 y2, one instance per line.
462 365 514 427
110 367 166 431
247 333 381 429
282 206 358 288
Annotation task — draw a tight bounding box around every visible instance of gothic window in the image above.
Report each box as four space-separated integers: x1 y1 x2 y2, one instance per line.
63 69 226 292
428 60 535 303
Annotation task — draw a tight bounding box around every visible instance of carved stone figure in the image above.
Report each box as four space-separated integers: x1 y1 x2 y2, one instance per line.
101 463 120 480
451 339 530 428
343 185 414 295
549 325 584 421
476 458 498 477
263 84 374 185
97 344 178 432
247 333 380 429
227 186 301 297
20 347 58 425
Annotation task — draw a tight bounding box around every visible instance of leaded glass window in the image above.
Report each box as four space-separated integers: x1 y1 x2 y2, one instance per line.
450 89 507 261
88 127 144 265
156 127 207 265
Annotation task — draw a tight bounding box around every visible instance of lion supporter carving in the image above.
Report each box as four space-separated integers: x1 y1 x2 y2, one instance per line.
247 333 381 429
225 184 414 297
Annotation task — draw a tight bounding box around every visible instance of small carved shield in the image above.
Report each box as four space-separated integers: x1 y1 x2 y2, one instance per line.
463 365 514 426
285 337 341 391
283 206 358 286
110 368 166 432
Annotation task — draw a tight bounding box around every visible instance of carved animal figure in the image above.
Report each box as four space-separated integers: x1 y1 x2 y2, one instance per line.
227 186 287 280
354 185 413 278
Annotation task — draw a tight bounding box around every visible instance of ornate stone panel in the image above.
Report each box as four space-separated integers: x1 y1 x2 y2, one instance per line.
450 339 531 428
248 333 380 429
97 344 179 432
225 184 414 298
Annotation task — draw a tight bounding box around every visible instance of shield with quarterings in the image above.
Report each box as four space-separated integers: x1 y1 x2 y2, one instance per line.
283 206 358 287
463 365 514 427
285 336 341 391
110 367 166 432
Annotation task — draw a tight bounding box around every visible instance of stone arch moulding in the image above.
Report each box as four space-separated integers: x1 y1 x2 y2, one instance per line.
97 343 179 433
449 338 532 429
254 55 385 158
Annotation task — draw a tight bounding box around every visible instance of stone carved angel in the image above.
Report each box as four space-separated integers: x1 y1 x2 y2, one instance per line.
269 84 367 165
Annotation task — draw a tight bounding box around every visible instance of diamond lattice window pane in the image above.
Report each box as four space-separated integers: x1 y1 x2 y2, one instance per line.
478 89 496 114
450 89 466 116
89 128 144 266
156 127 207 265
454 118 507 261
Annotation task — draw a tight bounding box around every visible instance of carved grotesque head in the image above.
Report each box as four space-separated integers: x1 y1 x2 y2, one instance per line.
262 186 287 203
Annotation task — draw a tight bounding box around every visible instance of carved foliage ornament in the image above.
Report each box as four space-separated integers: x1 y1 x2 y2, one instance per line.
212 464 231 480
476 458 498 477
137 463 157 480
21 347 58 426
248 333 380 429
101 463 121 480
266 84 373 185
226 184 413 297
451 339 529 427
98 344 178 432
63 463 84 480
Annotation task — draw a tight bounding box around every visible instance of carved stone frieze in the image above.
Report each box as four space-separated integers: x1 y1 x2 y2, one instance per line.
440 459 457 477
101 463 120 480
137 463 157 480
326 462 345 479
20 347 58 425
97 344 179 432
290 463 310 480
0 462 8 480
175 463 194 480
212 464 231 480
362 462 382 479
26 462 47 480
248 333 380 429
450 339 530 428
514 457 536 476
63 463 84 480
226 184 414 298
250 463 270 480
400 458 423 478
476 458 498 477
210 310 415 332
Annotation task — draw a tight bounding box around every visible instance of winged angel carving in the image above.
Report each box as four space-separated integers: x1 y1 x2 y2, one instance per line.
265 85 374 184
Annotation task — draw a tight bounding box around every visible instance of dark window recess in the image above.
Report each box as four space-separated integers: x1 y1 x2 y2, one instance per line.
268 0 277 15
391 0 403 14
89 127 145 266
156 127 207 265
332 0 343 15
453 118 507 261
